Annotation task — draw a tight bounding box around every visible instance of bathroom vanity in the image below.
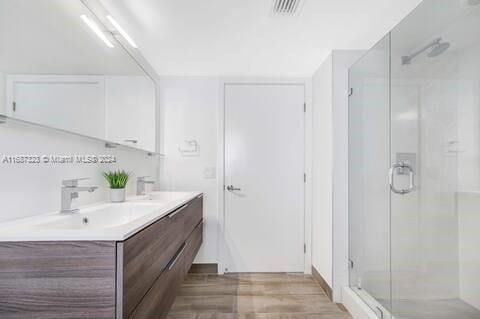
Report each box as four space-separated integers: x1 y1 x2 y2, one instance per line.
0 192 203 319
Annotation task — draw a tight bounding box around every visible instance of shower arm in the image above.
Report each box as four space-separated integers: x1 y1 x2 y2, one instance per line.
402 38 441 64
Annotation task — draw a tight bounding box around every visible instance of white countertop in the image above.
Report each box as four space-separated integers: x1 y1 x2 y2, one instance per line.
0 191 202 242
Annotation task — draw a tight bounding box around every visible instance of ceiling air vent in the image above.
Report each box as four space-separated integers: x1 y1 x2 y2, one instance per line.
271 0 304 16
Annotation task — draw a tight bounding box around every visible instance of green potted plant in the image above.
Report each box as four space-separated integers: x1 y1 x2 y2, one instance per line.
103 170 130 202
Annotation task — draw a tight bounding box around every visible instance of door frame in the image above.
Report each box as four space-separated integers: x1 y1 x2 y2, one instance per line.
217 77 312 274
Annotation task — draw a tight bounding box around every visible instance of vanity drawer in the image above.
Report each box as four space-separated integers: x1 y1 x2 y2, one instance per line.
129 244 186 319
183 194 203 240
119 206 186 318
184 221 203 275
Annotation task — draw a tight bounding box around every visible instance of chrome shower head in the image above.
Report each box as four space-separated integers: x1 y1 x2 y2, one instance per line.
427 41 450 57
401 37 450 65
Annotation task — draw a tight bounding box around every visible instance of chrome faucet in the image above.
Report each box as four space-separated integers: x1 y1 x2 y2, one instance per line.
136 176 155 196
61 178 98 213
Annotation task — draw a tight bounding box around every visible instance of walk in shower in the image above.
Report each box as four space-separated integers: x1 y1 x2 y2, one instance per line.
348 0 480 318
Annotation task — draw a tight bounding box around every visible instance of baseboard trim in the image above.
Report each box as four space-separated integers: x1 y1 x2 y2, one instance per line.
189 263 218 274
312 266 333 301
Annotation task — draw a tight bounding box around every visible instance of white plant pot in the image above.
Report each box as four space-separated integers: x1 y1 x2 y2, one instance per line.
110 188 126 203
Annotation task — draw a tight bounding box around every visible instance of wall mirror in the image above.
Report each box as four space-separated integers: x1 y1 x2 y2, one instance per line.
0 0 157 152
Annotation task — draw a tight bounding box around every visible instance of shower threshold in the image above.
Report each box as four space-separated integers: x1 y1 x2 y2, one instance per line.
377 298 480 319
350 287 480 319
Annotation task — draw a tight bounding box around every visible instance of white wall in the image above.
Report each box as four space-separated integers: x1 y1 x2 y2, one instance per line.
0 122 158 223
158 77 220 263
312 53 333 286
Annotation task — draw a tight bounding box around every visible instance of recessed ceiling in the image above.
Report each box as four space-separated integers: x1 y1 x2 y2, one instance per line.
100 0 423 77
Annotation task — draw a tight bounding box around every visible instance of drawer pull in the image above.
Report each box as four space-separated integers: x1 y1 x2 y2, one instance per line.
197 194 203 199
167 244 186 271
168 204 188 218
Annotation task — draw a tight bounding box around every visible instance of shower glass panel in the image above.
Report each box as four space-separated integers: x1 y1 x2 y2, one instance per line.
348 34 391 318
390 0 480 318
349 0 480 318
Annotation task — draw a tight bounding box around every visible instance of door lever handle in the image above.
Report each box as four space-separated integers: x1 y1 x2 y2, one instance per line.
226 185 241 191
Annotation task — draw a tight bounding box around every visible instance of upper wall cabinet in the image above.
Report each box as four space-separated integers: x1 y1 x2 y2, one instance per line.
0 0 157 153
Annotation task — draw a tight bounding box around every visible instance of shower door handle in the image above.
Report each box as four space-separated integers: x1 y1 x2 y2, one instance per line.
389 162 415 195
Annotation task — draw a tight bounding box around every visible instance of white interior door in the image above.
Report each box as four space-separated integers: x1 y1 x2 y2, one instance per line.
224 83 305 273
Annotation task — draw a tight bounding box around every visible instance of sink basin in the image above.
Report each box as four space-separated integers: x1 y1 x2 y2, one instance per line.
36 202 164 230
0 191 201 241
139 191 191 202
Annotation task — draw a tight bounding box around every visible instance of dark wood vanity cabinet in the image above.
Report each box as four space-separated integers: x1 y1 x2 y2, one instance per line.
129 223 204 319
119 194 204 319
0 194 203 319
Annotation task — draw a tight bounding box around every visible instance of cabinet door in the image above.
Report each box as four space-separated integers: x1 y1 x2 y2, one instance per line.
119 212 184 318
129 245 186 319
183 195 203 240
0 241 116 319
105 76 156 152
184 222 203 275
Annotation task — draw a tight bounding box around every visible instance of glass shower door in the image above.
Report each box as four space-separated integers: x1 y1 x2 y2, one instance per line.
350 1 480 318
389 0 480 318
348 34 392 318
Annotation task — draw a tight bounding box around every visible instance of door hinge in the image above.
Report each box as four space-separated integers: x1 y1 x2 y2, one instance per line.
348 259 354 269
304 244 306 253
12 101 16 112
348 88 353 97
303 102 306 112
376 307 384 319
304 173 306 183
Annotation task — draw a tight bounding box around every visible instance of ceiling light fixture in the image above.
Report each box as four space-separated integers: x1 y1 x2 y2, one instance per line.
80 15 114 48
106 15 138 48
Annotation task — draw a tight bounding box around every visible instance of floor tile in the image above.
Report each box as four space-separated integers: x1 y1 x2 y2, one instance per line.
169 295 234 313
168 273 351 319
178 283 239 296
167 314 349 319
207 273 290 285
233 295 339 314
287 273 316 283
287 282 326 295
179 282 326 297
184 274 209 285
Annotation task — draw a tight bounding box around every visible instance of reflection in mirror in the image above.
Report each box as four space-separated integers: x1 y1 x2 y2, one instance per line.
0 0 156 152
